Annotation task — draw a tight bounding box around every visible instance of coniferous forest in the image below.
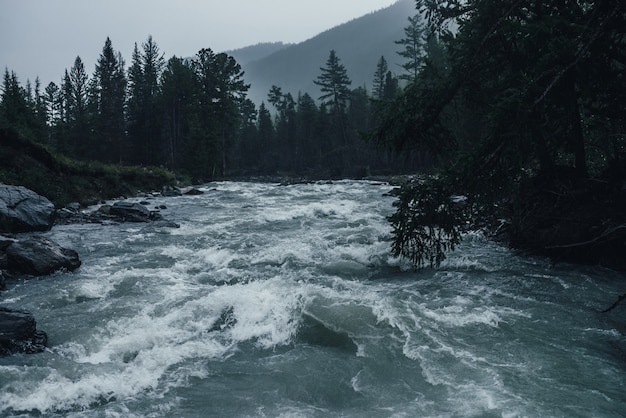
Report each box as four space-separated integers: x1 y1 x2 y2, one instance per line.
2 0 626 270
0 30 419 183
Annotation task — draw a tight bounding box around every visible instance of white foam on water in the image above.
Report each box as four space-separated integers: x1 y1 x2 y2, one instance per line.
3 181 623 417
418 304 503 328
0 280 306 414
208 277 303 349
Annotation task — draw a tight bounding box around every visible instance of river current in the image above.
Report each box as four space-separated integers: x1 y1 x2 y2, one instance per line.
0 181 625 417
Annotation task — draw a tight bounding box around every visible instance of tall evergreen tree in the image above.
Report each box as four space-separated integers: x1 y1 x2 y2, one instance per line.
188 48 249 179
44 82 60 125
66 56 90 158
127 36 165 165
161 56 196 169
373 56 389 100
314 50 353 170
395 14 426 82
0 69 31 131
92 37 127 163
314 50 352 114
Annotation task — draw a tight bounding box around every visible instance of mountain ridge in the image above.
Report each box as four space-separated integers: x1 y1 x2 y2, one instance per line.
225 0 416 105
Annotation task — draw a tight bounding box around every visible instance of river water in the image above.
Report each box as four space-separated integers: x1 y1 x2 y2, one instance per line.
0 181 625 417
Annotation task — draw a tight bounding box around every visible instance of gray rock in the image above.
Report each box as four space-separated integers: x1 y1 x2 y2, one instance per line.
110 201 152 222
162 189 182 197
6 236 81 276
182 187 204 195
0 307 47 355
0 270 5 291
0 185 56 233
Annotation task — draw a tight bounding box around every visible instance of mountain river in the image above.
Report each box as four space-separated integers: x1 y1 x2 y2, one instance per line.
0 181 624 417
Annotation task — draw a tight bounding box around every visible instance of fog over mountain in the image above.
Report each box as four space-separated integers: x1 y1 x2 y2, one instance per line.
225 0 416 105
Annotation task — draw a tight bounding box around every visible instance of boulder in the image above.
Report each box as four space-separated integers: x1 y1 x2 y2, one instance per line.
161 185 182 197
182 187 205 196
0 307 47 355
6 236 81 276
110 201 151 222
0 185 56 233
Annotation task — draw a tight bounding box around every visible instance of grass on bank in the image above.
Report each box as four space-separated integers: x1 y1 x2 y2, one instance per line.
0 128 178 207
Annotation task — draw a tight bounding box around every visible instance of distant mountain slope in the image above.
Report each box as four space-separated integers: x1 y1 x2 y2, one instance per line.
240 0 416 105
224 42 292 66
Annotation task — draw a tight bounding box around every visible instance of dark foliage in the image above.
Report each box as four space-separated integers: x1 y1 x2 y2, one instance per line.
373 0 626 268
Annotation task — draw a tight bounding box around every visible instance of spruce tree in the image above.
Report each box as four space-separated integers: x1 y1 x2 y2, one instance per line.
314 50 352 113
66 56 90 158
188 48 249 179
92 37 127 163
395 14 426 82
373 56 389 100
314 50 353 170
127 36 165 165
161 56 196 169
0 69 30 130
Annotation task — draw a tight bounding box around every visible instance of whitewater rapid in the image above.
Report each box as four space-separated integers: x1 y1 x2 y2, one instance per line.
0 181 624 417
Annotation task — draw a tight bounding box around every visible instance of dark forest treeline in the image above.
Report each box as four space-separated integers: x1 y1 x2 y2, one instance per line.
374 0 626 269
0 31 426 182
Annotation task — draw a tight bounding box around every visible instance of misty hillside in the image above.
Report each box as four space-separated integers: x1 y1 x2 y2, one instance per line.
233 0 416 105
225 42 292 66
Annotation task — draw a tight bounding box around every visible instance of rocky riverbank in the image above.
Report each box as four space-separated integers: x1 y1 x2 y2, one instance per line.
0 184 200 356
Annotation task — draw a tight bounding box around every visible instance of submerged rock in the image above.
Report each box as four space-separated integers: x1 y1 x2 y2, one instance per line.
0 307 47 356
0 185 56 233
5 236 81 276
297 314 358 353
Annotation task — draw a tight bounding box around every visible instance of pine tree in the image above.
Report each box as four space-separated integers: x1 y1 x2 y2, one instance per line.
92 37 127 163
395 14 426 82
373 56 389 100
44 82 60 124
314 50 353 171
188 48 249 179
127 36 165 165
66 56 90 158
161 56 196 169
314 50 352 113
0 69 31 130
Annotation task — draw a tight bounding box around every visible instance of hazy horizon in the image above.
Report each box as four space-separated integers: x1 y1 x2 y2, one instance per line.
0 0 402 88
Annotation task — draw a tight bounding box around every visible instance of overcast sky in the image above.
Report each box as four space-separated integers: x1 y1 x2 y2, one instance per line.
0 0 400 88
